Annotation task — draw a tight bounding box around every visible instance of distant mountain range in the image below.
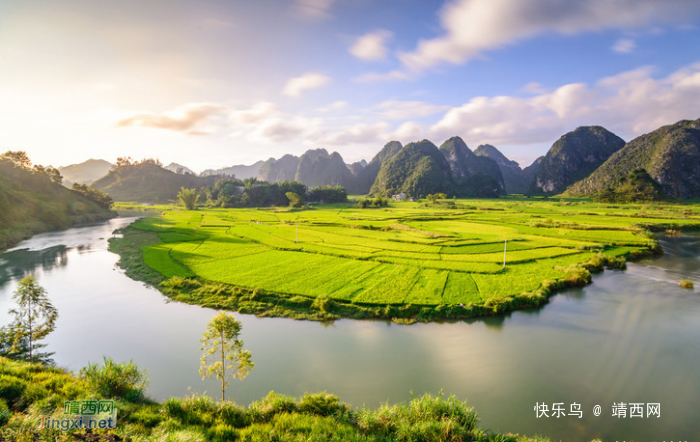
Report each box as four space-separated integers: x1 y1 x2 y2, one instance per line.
56 117 700 202
58 159 113 187
200 161 264 179
164 162 196 175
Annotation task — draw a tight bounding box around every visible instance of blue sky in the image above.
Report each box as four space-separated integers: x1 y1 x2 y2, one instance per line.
1 0 699 172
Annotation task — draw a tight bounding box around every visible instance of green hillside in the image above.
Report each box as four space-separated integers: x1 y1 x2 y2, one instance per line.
370 140 452 197
0 152 115 251
92 159 219 203
530 126 625 194
568 118 700 198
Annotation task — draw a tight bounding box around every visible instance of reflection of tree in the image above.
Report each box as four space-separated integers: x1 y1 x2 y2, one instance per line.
0 246 69 288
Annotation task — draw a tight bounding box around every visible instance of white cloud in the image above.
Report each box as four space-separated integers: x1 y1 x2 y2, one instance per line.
429 62 700 146
317 101 348 112
519 82 549 94
373 100 450 120
116 103 229 135
353 70 410 83
399 0 700 71
308 122 391 145
389 121 426 142
612 38 636 53
350 30 393 61
230 102 281 124
293 0 336 20
282 73 331 97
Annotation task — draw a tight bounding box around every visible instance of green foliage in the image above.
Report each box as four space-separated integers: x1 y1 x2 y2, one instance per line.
286 191 303 208
200 312 254 402
308 185 347 203
71 183 114 208
427 193 447 203
358 195 388 208
3 275 57 363
79 357 149 401
594 169 668 203
178 187 201 210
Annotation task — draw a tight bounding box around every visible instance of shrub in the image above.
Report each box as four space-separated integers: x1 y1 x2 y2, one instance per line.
0 398 10 426
679 279 695 289
79 357 148 401
298 392 348 417
311 295 334 313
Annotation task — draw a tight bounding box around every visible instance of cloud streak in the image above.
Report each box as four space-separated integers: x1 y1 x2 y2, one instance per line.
292 0 336 20
115 103 229 135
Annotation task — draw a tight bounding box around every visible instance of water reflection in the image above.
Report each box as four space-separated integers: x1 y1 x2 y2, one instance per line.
0 246 69 287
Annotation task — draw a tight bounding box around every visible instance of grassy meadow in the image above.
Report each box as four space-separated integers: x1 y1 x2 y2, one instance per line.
112 198 700 321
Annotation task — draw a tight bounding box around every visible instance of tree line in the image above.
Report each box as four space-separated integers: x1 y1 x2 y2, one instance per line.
181 178 348 209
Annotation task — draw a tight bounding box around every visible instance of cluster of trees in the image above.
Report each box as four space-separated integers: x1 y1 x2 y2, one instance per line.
192 179 348 210
308 185 347 203
357 195 389 208
113 157 163 169
71 183 114 209
0 151 63 187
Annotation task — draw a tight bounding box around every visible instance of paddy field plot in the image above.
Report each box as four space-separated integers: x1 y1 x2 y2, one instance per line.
125 198 700 306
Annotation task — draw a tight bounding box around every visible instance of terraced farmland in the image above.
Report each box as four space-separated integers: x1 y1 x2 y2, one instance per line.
122 198 700 309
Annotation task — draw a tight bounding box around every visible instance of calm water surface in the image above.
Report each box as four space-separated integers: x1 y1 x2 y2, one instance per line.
1 218 699 441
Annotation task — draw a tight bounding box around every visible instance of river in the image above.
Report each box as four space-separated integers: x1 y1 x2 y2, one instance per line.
1 217 699 441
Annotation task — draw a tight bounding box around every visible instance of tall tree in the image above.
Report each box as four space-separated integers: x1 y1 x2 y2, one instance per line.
200 312 254 402
6 275 58 362
177 187 200 210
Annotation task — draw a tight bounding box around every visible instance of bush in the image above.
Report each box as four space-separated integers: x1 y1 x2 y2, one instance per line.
298 392 348 417
679 279 695 289
79 357 148 401
0 398 10 427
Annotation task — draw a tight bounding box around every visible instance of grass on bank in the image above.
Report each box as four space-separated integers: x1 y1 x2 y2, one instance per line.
110 198 700 322
0 356 565 442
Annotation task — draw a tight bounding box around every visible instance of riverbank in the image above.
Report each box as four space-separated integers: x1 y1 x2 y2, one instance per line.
0 356 583 442
106 199 700 323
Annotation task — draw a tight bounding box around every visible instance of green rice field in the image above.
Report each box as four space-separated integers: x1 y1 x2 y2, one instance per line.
122 198 700 307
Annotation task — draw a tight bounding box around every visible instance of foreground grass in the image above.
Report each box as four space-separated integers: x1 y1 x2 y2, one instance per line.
0 356 559 442
110 198 700 322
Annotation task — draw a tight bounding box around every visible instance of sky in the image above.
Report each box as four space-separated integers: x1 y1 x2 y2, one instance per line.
1 0 699 173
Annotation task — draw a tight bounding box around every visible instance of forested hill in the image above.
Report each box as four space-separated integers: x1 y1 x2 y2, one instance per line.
567 118 700 199
0 152 115 251
92 159 219 203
